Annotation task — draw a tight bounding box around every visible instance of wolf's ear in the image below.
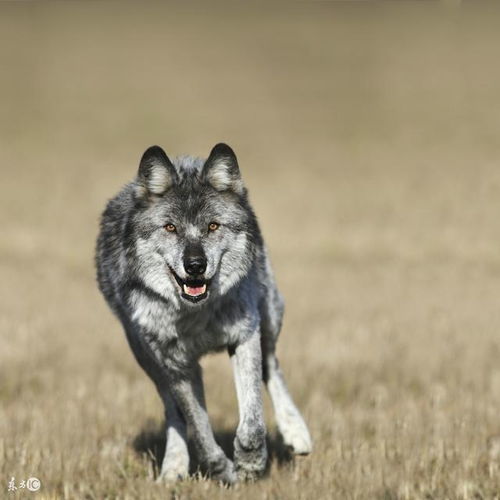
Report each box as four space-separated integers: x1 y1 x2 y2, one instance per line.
202 143 245 195
136 145 177 197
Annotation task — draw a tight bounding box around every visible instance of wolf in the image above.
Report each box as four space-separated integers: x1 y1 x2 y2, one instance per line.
95 143 312 483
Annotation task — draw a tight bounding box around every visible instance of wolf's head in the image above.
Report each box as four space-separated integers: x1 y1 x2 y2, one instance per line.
129 143 260 307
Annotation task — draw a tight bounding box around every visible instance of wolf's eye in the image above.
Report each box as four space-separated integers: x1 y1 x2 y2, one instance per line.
164 223 176 232
208 222 220 232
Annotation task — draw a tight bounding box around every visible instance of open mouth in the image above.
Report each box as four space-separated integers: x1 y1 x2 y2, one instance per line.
168 267 210 303
182 283 207 298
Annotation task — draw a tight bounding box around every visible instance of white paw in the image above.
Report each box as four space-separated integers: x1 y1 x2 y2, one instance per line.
156 467 188 482
157 449 189 482
279 414 313 455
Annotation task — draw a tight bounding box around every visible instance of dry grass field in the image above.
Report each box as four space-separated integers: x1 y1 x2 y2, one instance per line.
1 2 500 499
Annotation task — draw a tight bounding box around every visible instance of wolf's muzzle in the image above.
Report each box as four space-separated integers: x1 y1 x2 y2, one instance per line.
184 255 207 276
168 263 210 304
183 242 207 277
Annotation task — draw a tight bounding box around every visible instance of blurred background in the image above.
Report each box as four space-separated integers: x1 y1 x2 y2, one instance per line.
1 1 500 498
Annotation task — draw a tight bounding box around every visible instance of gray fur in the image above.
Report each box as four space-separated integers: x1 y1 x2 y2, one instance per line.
95 143 312 484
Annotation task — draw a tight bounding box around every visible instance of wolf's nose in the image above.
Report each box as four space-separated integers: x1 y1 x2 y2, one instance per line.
184 256 207 276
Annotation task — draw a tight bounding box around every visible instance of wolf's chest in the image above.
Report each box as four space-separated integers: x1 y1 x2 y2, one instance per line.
176 311 211 337
175 310 231 353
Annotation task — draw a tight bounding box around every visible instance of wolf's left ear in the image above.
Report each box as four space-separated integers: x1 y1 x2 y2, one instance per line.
202 143 245 196
136 145 178 197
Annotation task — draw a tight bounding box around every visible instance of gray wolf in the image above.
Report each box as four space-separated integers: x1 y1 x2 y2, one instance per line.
95 143 312 483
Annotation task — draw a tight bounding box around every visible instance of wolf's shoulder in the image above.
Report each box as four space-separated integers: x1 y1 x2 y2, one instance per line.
100 182 136 223
97 182 135 266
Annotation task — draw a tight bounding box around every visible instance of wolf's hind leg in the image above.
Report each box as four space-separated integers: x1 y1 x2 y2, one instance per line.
260 286 312 456
157 390 190 482
263 352 313 455
169 364 237 484
124 327 190 481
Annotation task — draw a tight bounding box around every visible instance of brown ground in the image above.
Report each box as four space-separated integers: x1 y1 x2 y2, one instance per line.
1 2 500 499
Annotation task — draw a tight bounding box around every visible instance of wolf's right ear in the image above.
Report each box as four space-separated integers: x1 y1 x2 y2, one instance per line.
136 145 178 197
202 143 245 195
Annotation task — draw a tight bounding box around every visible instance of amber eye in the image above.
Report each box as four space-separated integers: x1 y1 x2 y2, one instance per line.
165 223 176 232
208 222 220 232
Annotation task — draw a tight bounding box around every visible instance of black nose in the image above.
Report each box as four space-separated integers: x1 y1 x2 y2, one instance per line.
184 256 207 276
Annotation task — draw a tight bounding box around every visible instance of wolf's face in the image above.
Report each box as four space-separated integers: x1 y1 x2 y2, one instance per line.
131 144 258 306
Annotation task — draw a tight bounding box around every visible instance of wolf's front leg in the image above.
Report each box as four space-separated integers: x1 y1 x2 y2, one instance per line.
142 333 235 484
169 364 237 485
230 331 267 480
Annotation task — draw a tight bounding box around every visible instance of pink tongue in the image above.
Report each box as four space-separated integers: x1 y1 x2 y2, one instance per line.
185 286 205 296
